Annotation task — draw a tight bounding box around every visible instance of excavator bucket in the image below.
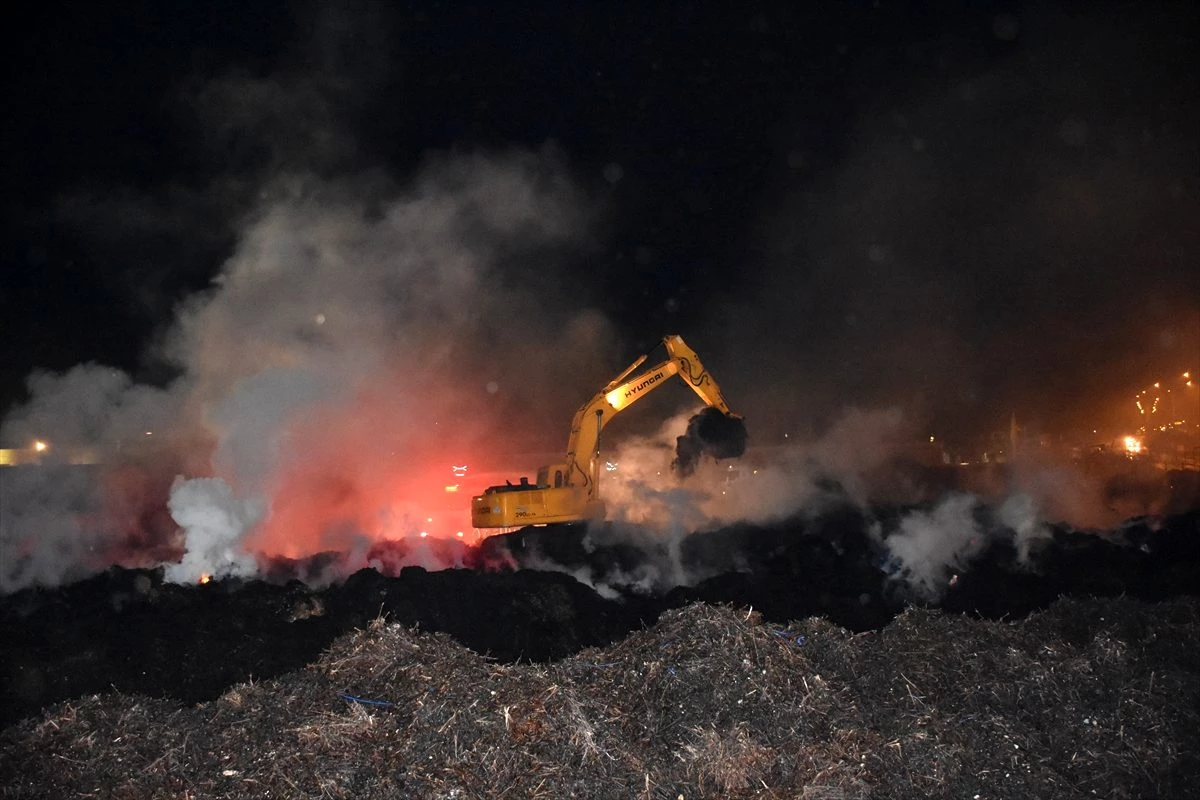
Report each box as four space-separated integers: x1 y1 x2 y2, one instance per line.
673 406 748 476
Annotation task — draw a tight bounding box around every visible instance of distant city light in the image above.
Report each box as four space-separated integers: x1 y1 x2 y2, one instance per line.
33 440 47 452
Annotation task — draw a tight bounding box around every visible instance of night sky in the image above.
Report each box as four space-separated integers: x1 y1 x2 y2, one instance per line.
4 0 1199 443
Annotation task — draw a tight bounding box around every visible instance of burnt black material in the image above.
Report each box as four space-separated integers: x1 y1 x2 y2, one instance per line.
673 407 749 476
2 507 1198 729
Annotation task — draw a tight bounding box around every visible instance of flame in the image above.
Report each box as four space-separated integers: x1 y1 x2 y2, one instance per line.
199 573 212 584
1122 435 1143 455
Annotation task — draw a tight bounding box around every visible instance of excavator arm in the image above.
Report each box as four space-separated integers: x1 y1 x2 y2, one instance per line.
471 335 739 528
561 335 734 497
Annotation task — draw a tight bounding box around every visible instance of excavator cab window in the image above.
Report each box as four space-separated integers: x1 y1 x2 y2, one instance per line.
554 470 563 488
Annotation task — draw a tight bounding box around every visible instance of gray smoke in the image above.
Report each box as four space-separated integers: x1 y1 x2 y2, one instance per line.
883 493 984 601
602 406 916 532
996 492 1052 565
0 150 613 593
163 477 262 583
0 4 620 593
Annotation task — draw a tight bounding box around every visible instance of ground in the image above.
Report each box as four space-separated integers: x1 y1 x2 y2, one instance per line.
2 506 1199 798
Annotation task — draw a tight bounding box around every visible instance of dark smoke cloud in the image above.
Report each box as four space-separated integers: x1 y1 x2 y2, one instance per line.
172 2 397 179
33 4 398 338
724 4 1199 443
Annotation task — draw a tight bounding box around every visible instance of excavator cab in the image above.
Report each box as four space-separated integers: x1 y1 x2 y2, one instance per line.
536 466 566 489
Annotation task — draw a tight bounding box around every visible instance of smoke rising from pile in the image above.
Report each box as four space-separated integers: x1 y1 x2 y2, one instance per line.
163 478 261 583
882 494 984 601
1 147 615 590
563 407 911 595
561 406 1136 600
605 406 917 532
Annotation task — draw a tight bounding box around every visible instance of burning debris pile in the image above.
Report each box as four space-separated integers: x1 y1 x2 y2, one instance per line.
2 599 1198 799
3 503 1199 732
484 504 1200 624
0 563 651 730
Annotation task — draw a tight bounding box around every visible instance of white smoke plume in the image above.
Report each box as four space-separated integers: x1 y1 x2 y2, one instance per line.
589 405 1066 599
883 493 984 601
996 491 1052 565
0 149 616 592
163 477 262 583
601 405 916 533
528 404 920 594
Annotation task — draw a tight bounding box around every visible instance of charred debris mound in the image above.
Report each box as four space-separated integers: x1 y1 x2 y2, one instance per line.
2 506 1199 734
3 600 1199 799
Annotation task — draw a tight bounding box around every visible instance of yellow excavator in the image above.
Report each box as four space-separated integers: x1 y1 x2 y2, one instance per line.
471 335 740 528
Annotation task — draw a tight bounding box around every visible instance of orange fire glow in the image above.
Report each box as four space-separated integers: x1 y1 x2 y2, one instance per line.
230 375 485 559
1122 435 1143 455
185 363 533 571
199 573 212 584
